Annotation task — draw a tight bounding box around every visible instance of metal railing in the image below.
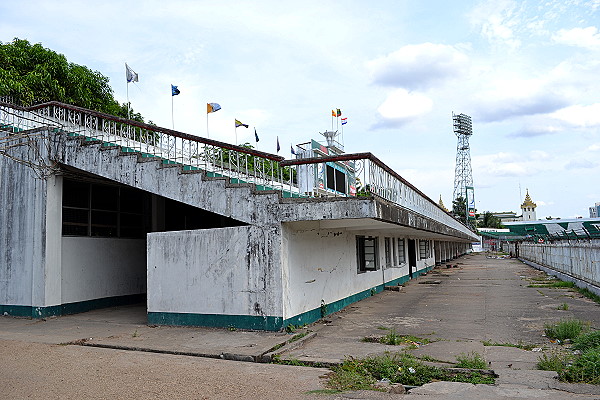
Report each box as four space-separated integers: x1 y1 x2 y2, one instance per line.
281 154 471 235
1 100 473 234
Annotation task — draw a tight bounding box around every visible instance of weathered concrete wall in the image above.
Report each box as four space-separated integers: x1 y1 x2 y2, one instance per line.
516 240 600 288
147 225 282 323
59 139 280 226
61 237 146 304
281 221 434 321
0 133 56 308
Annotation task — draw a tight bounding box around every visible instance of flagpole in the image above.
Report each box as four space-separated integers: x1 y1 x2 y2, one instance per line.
126 82 130 120
171 95 174 130
235 126 237 146
206 112 209 138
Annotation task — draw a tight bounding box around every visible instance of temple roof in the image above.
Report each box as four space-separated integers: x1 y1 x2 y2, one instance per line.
438 195 449 212
521 189 536 209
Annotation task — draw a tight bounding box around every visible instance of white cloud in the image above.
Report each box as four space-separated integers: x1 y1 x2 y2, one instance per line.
529 150 550 161
565 159 599 169
553 27 600 50
473 78 569 122
367 43 469 90
589 143 600 151
472 152 532 177
469 0 524 49
550 103 600 127
374 89 433 127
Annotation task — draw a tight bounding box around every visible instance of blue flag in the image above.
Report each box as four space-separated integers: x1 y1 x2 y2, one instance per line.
291 145 296 155
276 136 280 153
254 128 259 143
171 84 180 96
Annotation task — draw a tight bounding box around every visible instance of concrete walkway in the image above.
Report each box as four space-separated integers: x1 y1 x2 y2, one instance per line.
2 253 600 399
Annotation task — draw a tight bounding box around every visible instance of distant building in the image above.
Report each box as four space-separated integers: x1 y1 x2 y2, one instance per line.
590 202 600 218
520 190 537 221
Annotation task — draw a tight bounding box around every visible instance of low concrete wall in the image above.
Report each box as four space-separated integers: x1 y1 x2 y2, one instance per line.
147 225 283 330
516 239 600 290
61 237 147 304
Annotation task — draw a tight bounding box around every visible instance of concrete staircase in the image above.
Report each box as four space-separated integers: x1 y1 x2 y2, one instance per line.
59 133 284 226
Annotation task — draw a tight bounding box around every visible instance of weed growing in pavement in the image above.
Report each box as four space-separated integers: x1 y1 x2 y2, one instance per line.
481 340 536 351
132 329 139 337
560 348 600 385
320 300 328 317
558 303 569 311
455 352 487 369
528 281 575 288
576 288 600 304
572 331 600 352
326 352 495 391
289 331 309 343
362 330 431 346
544 319 590 341
537 350 571 372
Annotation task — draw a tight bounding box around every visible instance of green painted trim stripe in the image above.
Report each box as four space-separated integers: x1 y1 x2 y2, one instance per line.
148 267 436 331
0 293 145 319
282 266 434 329
148 312 284 331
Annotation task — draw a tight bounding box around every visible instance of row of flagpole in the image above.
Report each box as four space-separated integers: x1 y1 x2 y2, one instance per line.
126 63 348 156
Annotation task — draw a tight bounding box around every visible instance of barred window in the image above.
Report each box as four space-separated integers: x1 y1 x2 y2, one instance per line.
357 236 378 273
397 238 406 263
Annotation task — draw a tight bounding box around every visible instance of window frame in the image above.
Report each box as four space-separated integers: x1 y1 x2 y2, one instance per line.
356 235 379 273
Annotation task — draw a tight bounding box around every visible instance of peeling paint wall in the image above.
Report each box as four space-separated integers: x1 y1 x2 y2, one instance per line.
147 225 283 319
0 134 50 307
281 221 434 320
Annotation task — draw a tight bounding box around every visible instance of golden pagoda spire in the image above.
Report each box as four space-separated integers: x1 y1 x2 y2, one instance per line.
438 195 449 212
521 189 536 209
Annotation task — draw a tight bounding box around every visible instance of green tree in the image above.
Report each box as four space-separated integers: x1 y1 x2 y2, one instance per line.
452 196 467 225
478 211 504 229
0 38 143 122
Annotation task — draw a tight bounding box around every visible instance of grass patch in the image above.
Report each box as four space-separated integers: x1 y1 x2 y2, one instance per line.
362 330 431 346
544 319 590 341
455 352 487 369
528 281 575 288
559 348 600 384
557 303 569 311
326 353 495 391
305 389 342 395
572 330 600 352
289 331 309 343
537 350 572 372
576 287 600 304
482 340 536 351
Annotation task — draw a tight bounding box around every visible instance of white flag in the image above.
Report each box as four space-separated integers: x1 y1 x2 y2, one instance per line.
125 63 138 83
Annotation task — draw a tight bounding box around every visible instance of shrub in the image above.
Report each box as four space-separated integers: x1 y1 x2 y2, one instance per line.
455 352 487 369
559 349 600 384
572 331 600 352
544 319 589 341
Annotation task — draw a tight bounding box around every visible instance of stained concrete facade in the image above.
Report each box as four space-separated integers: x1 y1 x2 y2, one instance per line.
1 124 477 330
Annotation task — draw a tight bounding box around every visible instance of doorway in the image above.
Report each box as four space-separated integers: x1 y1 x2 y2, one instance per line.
407 239 417 278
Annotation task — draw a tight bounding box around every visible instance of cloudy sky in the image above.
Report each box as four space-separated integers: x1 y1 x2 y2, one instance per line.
2 0 599 219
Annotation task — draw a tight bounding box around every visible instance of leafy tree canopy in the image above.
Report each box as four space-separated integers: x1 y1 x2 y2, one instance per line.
452 196 467 225
0 38 143 122
478 211 504 229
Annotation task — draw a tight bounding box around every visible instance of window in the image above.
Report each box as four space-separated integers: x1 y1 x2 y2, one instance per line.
397 238 405 263
357 236 378 273
62 179 151 238
384 237 392 268
326 164 347 193
392 238 397 266
419 240 427 259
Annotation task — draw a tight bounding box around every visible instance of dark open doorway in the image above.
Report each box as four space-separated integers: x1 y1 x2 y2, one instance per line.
407 239 417 278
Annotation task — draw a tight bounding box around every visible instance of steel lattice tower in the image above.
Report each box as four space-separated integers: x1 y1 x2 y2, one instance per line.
452 113 473 202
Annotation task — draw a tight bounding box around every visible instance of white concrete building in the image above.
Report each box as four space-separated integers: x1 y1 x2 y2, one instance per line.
1 101 478 330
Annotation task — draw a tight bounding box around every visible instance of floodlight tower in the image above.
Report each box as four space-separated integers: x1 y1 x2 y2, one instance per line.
452 113 474 211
